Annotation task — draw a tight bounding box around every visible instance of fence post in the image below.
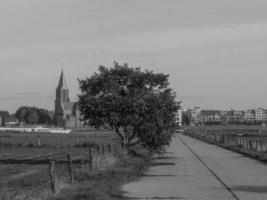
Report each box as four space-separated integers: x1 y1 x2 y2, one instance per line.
88 148 93 170
262 140 266 152
242 137 245 148
96 145 100 154
75 136 79 146
102 145 106 155
249 140 253 149
245 138 249 149
108 144 112 154
81 160 85 173
67 153 74 184
37 138 41 147
49 160 56 194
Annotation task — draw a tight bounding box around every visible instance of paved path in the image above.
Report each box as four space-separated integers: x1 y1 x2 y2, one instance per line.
122 134 267 200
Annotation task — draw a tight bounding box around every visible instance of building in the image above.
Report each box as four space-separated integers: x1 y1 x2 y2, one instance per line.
176 105 182 126
4 117 19 127
263 110 267 122
190 107 201 124
0 116 2 126
244 109 255 123
256 108 264 122
200 110 222 124
54 70 83 129
229 110 245 123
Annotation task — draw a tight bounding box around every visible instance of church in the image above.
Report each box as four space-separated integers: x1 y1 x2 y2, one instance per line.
54 70 83 129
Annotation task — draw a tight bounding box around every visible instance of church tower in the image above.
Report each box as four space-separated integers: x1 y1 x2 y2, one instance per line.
56 70 70 102
54 70 70 127
54 70 82 129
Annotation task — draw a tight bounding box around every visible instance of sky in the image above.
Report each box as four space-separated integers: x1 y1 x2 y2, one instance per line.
1 0 267 113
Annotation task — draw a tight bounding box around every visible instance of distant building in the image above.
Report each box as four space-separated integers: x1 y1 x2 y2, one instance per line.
54 70 83 129
263 110 267 122
220 110 231 124
176 105 182 126
200 110 222 124
0 116 2 126
228 110 245 124
190 107 201 124
256 108 264 122
244 109 255 122
4 117 19 127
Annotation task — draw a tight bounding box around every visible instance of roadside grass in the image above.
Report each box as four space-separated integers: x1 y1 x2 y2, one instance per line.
0 130 119 163
0 129 152 200
185 126 267 163
50 146 151 200
0 129 117 148
0 129 124 200
187 125 266 136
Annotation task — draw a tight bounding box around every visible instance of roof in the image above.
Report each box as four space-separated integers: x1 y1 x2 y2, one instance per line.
57 70 68 90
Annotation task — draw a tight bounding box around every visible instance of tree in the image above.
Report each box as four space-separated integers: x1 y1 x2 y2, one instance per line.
15 106 52 125
78 62 179 153
0 110 10 126
26 111 39 124
182 113 190 125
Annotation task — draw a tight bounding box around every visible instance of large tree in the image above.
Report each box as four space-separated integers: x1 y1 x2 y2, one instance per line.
0 110 10 126
15 106 52 125
78 63 179 152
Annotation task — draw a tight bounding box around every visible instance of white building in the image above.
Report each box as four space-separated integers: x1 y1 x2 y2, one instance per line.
176 106 182 126
256 108 264 121
190 107 201 124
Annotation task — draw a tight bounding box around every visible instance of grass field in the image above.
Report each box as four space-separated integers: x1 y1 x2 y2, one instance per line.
188 125 266 136
185 125 267 165
0 129 118 148
0 129 130 200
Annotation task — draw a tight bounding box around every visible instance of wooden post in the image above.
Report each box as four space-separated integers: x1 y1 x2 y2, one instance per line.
263 140 266 152
49 160 56 194
75 136 79 146
102 145 106 155
249 140 253 149
37 138 41 147
67 153 74 184
96 145 100 153
108 144 112 154
245 138 248 149
81 160 85 173
88 148 93 170
256 139 259 151
243 137 246 148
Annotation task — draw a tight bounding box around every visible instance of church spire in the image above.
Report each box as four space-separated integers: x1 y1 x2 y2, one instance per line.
57 69 68 90
56 70 70 102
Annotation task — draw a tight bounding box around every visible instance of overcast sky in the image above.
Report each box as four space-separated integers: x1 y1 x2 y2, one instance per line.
1 0 267 113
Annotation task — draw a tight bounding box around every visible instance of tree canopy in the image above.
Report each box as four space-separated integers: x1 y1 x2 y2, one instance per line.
0 110 10 126
78 62 179 153
15 106 52 125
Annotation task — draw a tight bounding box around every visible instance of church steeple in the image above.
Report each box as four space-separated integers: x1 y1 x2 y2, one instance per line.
57 70 68 90
56 70 70 102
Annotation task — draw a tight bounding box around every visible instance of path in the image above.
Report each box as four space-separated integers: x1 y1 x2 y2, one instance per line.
123 134 267 200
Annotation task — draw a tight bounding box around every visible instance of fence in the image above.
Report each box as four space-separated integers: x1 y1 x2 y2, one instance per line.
185 129 267 153
48 142 122 194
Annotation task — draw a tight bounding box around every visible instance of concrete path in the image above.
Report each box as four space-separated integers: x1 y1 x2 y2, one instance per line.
122 134 267 200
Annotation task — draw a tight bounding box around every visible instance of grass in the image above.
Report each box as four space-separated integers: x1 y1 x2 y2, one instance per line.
0 129 118 148
188 125 266 136
0 129 120 164
185 125 267 164
0 129 152 200
50 146 151 200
